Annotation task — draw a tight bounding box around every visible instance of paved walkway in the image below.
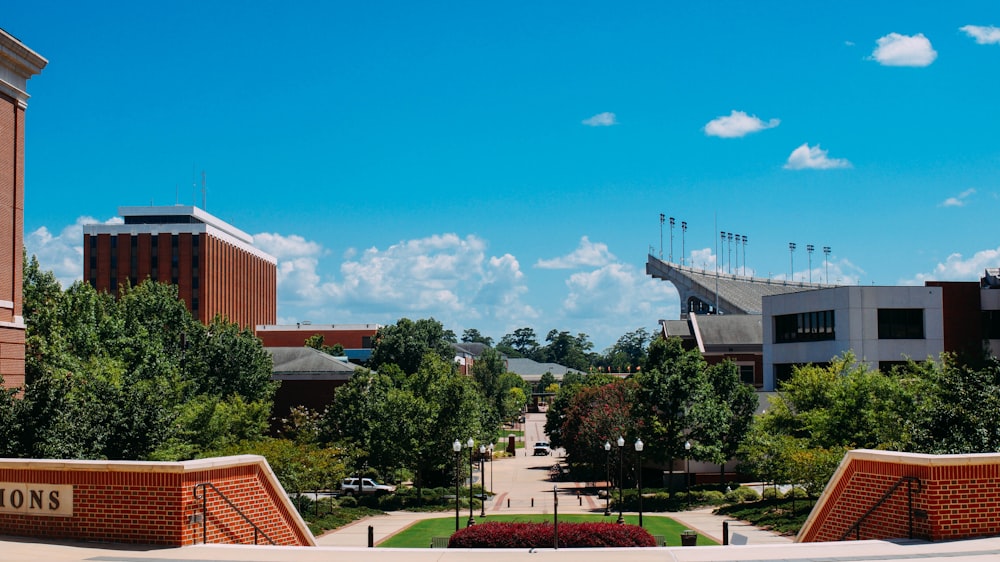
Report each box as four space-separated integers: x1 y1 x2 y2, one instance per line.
316 412 791 547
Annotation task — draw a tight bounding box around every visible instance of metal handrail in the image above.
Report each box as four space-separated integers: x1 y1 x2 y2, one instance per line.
193 482 276 546
840 475 921 541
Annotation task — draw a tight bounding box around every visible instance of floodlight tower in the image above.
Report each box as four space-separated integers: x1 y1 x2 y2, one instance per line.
681 221 688 266
807 245 815 283
789 242 796 280
823 246 831 284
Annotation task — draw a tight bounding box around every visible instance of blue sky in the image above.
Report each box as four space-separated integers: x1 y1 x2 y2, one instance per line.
6 2 1000 351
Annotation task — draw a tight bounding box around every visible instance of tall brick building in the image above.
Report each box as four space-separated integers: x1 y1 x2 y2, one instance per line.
83 206 277 328
0 29 46 388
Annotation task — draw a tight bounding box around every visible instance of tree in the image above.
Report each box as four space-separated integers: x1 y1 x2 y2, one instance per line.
540 330 594 371
601 328 652 373
633 336 720 495
369 317 456 375
556 379 639 481
702 361 758 485
304 333 345 356
461 328 493 346
498 327 540 359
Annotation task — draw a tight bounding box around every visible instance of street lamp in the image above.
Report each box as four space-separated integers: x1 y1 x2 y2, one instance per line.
616 435 625 524
452 439 462 532
635 438 644 528
479 444 487 518
466 437 476 527
603 441 611 516
488 443 494 507
684 441 691 493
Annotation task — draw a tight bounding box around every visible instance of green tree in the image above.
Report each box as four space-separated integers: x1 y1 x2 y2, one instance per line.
634 336 720 494
540 330 594 371
369 317 456 374
304 333 346 356
702 360 759 485
461 328 493 346
498 327 539 359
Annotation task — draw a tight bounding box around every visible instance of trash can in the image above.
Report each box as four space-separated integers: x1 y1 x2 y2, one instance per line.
680 529 698 546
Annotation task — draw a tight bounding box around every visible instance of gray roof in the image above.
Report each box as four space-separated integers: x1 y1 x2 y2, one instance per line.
505 358 583 381
662 315 762 351
452 342 490 356
646 255 830 315
268 347 356 380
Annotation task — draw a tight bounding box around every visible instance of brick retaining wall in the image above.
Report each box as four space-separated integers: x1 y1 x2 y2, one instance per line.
798 450 1000 543
0 455 313 546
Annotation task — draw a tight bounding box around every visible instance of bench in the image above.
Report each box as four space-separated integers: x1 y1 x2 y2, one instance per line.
431 536 450 548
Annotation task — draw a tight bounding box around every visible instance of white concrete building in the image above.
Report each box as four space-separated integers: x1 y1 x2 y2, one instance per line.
763 286 944 389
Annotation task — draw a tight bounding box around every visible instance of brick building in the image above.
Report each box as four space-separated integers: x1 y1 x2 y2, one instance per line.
0 29 46 388
83 206 276 328
255 323 380 363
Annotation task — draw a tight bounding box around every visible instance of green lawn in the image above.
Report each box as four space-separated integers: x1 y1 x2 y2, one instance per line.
378 514 718 548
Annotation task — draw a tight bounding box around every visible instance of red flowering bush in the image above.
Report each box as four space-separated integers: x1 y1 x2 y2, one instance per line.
447 521 656 548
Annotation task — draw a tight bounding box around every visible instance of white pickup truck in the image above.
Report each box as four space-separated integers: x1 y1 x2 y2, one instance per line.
340 477 396 495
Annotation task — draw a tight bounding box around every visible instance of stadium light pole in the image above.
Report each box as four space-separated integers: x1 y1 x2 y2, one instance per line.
681 221 688 266
823 246 831 284
807 245 815 283
789 242 796 281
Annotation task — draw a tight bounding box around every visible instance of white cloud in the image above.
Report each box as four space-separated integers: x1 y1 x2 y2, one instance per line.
559 263 678 345
26 215 122 289
582 112 618 127
870 33 937 67
941 188 976 207
253 232 325 259
535 236 616 269
784 143 852 170
704 110 780 138
908 247 1000 285
960 25 1000 45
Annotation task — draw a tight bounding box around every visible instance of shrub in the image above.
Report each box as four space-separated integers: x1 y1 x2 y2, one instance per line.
725 486 761 503
761 487 780 500
695 490 726 504
338 495 358 508
784 486 808 499
448 521 656 548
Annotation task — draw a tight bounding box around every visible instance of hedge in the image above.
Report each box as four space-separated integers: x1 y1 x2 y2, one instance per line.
448 521 656 548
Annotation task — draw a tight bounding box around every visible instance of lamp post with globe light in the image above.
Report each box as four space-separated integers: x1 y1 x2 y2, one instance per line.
452 439 462 532
466 438 476 527
603 441 611 516
635 438 644 528
616 435 625 524
479 444 487 518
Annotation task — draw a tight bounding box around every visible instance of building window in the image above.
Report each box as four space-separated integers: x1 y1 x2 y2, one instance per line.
982 310 1000 340
361 336 373 349
774 310 835 343
878 308 924 339
738 364 755 386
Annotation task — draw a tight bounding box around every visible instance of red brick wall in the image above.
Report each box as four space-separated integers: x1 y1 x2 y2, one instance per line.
256 327 377 349
799 450 1000 543
0 92 26 388
0 456 313 547
83 231 276 330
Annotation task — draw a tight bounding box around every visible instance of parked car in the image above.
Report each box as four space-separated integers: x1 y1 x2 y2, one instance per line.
340 477 396 495
533 441 552 456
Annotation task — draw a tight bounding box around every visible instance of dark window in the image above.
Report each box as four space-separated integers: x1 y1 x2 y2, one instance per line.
878 309 924 339
774 310 835 343
879 361 909 372
774 363 796 386
983 310 1000 340
738 364 755 386
361 336 373 349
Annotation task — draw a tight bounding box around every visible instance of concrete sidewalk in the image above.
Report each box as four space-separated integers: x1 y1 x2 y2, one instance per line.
317 412 791 548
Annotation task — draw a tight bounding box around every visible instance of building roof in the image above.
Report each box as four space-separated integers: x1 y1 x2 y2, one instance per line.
82 205 276 264
646 254 829 315
662 314 762 353
268 347 356 381
505 358 583 381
